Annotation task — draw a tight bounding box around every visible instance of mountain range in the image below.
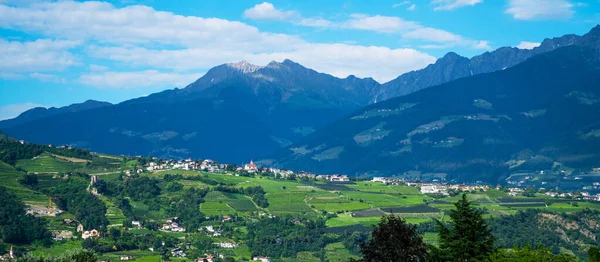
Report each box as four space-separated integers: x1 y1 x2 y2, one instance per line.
2 25 600 177
269 44 600 182
0 60 379 162
0 100 112 129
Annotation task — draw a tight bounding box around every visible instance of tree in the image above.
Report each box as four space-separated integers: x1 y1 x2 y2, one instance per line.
354 214 428 261
434 194 495 261
18 174 38 189
0 186 51 245
590 246 600 262
488 246 579 262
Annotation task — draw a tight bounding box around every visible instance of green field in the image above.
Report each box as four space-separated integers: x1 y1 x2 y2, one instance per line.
347 182 421 194
0 160 47 204
325 242 360 262
16 152 123 174
17 153 85 173
31 241 83 256
201 201 235 215
4 159 600 261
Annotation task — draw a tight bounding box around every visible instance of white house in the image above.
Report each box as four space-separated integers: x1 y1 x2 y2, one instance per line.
253 256 271 262
215 242 238 248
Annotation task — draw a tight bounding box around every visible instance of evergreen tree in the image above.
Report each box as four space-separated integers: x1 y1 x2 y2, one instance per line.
355 214 428 261
590 246 600 262
434 194 495 261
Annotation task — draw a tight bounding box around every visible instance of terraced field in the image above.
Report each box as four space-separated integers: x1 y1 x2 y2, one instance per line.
17 153 85 173
16 152 122 174
0 160 47 204
202 191 259 214
4 160 600 262
267 192 314 214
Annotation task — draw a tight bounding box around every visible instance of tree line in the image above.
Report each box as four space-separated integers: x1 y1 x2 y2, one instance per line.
354 194 600 262
0 136 91 165
0 186 51 245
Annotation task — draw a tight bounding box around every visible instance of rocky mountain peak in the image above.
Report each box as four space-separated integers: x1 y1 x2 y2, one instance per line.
225 60 262 74
588 24 600 35
266 60 281 68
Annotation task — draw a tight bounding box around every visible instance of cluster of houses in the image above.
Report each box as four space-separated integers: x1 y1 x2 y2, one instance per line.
196 253 225 262
141 155 379 188
214 242 238 249
242 160 259 173
161 217 186 232
26 206 63 217
145 158 228 172
143 157 357 181
267 167 295 178
171 248 186 258
202 225 222 237
316 174 350 182
124 169 144 176
78 224 100 239
372 177 393 184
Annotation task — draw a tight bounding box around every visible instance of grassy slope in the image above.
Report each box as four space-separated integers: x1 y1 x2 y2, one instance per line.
16 152 122 174
0 160 47 204
14 166 600 261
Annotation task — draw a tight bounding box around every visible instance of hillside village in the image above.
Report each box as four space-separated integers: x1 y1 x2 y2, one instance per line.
137 157 600 202
3 137 600 261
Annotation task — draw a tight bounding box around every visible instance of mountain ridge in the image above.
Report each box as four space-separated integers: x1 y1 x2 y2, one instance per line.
1 26 599 165
371 25 600 102
0 100 112 129
268 45 600 182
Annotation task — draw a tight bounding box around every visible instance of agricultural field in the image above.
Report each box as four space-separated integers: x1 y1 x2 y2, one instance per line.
3 154 600 262
139 170 600 231
16 152 124 174
0 160 47 205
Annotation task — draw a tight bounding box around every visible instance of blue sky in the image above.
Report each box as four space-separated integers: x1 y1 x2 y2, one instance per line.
0 0 599 120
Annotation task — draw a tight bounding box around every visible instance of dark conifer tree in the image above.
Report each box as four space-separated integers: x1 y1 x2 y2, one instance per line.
356 214 428 261
434 194 495 261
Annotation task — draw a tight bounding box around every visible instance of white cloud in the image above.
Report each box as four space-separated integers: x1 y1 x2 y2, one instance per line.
0 72 24 80
472 40 492 50
294 13 488 50
88 44 436 83
89 64 109 72
431 0 483 11
243 2 297 21
79 70 204 89
420 44 448 49
392 1 411 8
29 73 65 83
407 4 417 11
297 18 334 27
0 1 438 84
403 27 464 43
0 103 50 121
0 1 303 51
0 38 80 73
506 0 574 20
516 41 541 49
342 14 421 33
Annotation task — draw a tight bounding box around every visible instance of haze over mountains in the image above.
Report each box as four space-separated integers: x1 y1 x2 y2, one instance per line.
2 25 600 182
